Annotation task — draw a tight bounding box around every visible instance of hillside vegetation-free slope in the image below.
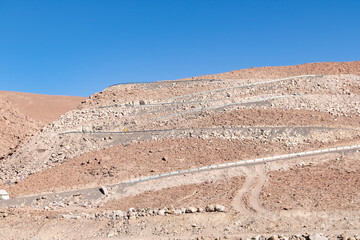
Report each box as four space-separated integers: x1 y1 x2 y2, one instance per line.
0 91 85 162
0 97 41 159
1 61 360 239
183 61 360 80
2 73 359 184
0 90 86 124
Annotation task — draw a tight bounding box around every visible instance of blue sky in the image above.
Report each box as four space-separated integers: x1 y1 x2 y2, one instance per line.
0 0 359 97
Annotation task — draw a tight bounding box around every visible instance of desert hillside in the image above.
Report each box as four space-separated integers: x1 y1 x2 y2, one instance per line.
0 97 41 160
0 61 360 239
0 90 86 123
184 61 360 80
0 91 85 161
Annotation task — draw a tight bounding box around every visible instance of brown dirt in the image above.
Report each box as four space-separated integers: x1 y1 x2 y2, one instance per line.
1 62 360 239
0 90 86 124
79 81 226 109
6 135 360 198
164 108 360 130
260 151 360 211
0 90 85 163
184 61 360 80
0 97 41 159
103 177 244 211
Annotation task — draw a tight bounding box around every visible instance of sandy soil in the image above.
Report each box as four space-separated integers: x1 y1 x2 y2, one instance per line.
159 108 360 130
103 177 244 211
6 135 360 197
0 91 85 160
0 97 41 159
2 207 360 239
1 61 360 239
260 151 360 211
183 61 360 80
0 90 86 124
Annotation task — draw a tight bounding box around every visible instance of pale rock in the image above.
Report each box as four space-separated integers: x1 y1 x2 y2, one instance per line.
113 210 124 218
215 204 226 212
173 209 182 215
185 207 197 213
268 235 279 240
309 234 328 240
205 204 215 212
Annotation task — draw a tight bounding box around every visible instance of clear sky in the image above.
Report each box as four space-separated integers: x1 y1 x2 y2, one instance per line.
0 0 359 97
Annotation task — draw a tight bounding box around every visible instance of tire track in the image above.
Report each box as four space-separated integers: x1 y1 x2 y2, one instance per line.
231 165 268 214
230 167 253 214
248 165 267 214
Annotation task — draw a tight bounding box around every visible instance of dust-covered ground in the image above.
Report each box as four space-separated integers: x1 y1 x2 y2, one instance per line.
1 61 360 239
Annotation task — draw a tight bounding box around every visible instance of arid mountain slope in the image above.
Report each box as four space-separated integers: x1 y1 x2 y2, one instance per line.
182 61 360 80
0 91 85 160
80 61 360 108
0 97 41 159
0 90 86 124
1 61 360 239
2 73 359 183
184 61 360 80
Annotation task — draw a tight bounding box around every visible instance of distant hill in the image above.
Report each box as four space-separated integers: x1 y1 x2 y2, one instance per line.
0 91 86 124
0 91 85 159
184 61 360 80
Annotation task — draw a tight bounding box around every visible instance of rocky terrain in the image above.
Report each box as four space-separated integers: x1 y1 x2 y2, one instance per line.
0 91 85 161
0 97 41 160
0 61 360 239
183 61 360 80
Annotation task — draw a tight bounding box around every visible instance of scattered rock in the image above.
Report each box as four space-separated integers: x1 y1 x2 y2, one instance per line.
173 209 182 215
205 205 215 212
158 209 165 216
309 234 328 240
185 207 198 213
215 204 226 212
268 236 279 240
61 214 81 220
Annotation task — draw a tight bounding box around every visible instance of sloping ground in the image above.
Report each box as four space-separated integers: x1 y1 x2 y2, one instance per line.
80 72 359 108
0 97 41 160
0 91 85 164
184 61 360 80
103 177 244 211
260 151 360 211
1 74 359 184
6 133 360 197
0 90 86 124
158 108 360 130
0 138 303 196
1 62 360 239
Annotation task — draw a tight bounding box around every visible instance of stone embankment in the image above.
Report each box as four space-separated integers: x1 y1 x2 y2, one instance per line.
244 234 360 240
59 204 226 221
